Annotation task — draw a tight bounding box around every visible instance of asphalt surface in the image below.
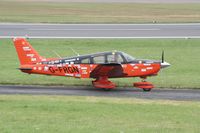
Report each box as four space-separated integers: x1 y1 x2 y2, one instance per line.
1 23 200 38
0 85 200 101
22 0 200 3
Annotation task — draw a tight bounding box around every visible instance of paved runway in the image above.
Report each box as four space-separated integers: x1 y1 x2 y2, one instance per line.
23 0 200 3
0 85 200 101
1 23 200 38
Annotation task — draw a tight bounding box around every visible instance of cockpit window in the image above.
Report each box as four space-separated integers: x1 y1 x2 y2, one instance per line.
93 56 105 64
81 58 90 64
107 53 124 64
122 52 135 62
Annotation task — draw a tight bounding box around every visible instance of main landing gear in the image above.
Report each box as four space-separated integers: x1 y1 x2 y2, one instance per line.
133 77 154 92
92 76 116 91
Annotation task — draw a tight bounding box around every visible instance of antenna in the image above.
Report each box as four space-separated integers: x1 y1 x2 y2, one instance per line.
52 50 61 58
69 47 80 56
25 35 29 39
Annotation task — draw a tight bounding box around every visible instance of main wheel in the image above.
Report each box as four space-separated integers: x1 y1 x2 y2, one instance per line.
103 88 112 91
143 88 152 92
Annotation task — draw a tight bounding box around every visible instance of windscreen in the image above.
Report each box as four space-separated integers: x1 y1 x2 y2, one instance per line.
121 52 136 62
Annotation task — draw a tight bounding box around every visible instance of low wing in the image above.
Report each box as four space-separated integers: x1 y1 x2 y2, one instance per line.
90 63 127 78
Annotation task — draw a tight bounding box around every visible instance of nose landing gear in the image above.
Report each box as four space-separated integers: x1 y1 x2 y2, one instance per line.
133 77 154 92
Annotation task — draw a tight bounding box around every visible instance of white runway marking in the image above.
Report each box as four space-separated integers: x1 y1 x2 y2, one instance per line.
1 36 200 39
28 28 160 31
1 23 200 26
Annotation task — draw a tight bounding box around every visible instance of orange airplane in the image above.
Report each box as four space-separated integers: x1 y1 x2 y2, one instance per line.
13 38 170 91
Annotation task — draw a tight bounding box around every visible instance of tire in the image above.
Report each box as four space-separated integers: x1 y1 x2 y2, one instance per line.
143 88 152 92
103 88 112 91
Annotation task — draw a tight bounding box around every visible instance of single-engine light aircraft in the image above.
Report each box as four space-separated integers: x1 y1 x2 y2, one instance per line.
13 38 170 91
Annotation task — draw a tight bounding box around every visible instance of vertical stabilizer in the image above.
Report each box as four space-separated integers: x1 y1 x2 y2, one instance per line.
13 38 45 65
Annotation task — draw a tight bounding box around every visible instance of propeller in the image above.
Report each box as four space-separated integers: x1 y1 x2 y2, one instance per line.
160 50 170 69
160 50 170 87
161 50 164 63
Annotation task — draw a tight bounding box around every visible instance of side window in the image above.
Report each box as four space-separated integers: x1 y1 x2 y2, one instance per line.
107 54 124 63
74 60 81 64
107 54 115 63
93 56 105 64
81 58 90 64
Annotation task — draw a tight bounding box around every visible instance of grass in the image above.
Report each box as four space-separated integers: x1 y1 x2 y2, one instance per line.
0 95 200 133
0 39 200 88
1 1 200 23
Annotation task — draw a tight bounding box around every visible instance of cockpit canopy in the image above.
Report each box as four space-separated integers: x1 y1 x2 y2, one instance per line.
79 51 136 64
42 51 136 65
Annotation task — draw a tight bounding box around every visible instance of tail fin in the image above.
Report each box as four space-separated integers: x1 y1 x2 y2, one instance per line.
13 38 45 65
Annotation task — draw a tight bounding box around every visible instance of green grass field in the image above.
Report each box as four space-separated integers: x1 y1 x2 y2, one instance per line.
1 1 200 23
0 95 200 133
0 39 200 88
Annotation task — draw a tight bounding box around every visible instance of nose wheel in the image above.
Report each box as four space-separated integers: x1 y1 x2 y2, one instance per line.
133 78 154 92
142 88 152 92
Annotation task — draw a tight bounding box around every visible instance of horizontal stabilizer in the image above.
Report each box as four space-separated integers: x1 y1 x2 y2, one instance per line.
18 68 32 70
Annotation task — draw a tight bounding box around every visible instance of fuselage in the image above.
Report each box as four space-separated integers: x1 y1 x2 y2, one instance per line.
20 51 161 78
